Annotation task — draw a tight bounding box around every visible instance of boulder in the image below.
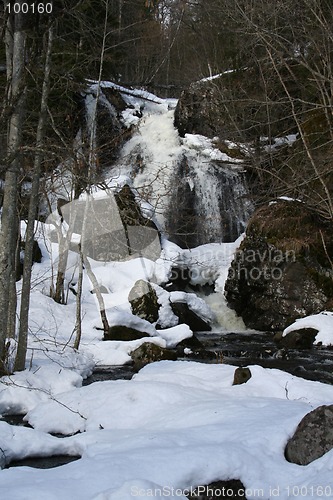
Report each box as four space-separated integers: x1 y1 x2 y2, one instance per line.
279 328 318 349
114 184 157 230
174 79 226 139
225 200 333 331
165 265 192 292
54 184 161 262
285 405 333 465
171 301 211 332
83 86 131 169
128 280 160 323
114 184 161 260
232 367 252 385
130 342 177 371
104 326 149 342
187 479 247 499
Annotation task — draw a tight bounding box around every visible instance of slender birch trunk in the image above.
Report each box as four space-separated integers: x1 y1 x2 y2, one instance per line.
79 0 110 336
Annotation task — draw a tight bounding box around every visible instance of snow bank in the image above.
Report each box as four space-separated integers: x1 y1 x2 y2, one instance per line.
1 361 333 499
0 365 83 415
283 311 333 346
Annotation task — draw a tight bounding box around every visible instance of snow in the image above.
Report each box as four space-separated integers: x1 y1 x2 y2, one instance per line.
262 134 298 152
1 362 333 499
1 83 333 499
269 196 302 205
155 235 244 290
183 133 243 165
283 311 333 346
200 69 239 82
170 291 214 324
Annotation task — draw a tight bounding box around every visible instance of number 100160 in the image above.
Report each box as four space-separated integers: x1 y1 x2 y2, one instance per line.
6 3 53 14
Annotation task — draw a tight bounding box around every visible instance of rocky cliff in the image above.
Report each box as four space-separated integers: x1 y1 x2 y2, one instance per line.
225 200 333 331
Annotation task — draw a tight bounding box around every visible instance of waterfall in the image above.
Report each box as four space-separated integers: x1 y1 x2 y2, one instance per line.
106 98 253 246
109 106 184 228
204 292 247 332
81 83 254 332
167 150 252 247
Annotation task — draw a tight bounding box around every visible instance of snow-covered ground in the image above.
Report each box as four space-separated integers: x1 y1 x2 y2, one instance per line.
1 84 333 499
1 361 333 499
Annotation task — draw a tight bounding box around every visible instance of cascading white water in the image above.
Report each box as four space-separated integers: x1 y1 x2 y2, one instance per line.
116 108 184 228
85 85 253 331
204 292 247 332
105 98 252 246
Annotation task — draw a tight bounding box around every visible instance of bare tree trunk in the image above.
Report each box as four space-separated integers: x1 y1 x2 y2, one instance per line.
7 218 21 341
83 253 110 334
53 233 70 304
73 246 83 350
78 0 110 336
80 194 110 335
15 25 54 372
0 4 26 373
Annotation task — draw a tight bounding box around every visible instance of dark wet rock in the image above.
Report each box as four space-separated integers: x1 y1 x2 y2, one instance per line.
17 239 43 280
171 301 211 332
104 325 149 341
83 87 131 169
279 328 318 349
165 266 192 292
32 240 42 263
177 334 204 350
114 184 158 231
6 454 81 469
225 200 333 331
83 365 134 385
285 404 333 465
187 479 247 499
232 367 252 385
166 155 252 248
0 414 31 428
176 335 217 361
174 79 226 139
131 342 177 371
128 280 160 323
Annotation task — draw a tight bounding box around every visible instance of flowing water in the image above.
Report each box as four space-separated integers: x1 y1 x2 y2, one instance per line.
85 87 253 246
194 331 333 385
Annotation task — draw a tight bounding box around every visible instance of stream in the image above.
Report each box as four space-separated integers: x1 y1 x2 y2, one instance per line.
194 330 333 385
85 330 333 386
